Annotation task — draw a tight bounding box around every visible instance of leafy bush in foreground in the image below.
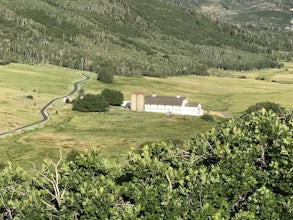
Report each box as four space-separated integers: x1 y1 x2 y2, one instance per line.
119 109 292 219
0 110 292 219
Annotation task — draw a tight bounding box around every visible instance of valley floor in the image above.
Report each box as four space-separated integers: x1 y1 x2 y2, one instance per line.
0 63 292 168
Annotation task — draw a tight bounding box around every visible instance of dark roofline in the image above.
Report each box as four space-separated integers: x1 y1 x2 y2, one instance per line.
185 103 200 107
144 95 187 106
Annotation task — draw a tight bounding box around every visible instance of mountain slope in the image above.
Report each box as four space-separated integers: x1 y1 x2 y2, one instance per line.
0 0 292 77
166 0 293 29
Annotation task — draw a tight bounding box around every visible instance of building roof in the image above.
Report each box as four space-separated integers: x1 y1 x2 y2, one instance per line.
144 95 186 106
185 103 200 107
132 92 143 95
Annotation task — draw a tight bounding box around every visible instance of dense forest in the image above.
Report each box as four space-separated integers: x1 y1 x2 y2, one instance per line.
1 110 292 218
0 0 293 77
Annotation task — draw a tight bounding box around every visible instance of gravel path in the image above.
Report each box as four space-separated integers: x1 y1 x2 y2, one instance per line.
0 73 89 137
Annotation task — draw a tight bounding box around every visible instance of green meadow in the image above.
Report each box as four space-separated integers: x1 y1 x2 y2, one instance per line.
0 63 293 168
0 63 82 133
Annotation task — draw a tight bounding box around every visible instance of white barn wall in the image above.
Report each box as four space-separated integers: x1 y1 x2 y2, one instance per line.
144 104 203 116
131 94 204 116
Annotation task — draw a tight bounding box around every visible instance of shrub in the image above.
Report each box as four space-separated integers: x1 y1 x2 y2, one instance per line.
72 94 109 112
201 114 214 121
65 98 71 103
0 162 6 170
26 95 34 99
118 110 293 219
66 149 81 162
245 101 285 115
97 66 114 84
78 88 85 98
0 60 11 65
101 88 124 106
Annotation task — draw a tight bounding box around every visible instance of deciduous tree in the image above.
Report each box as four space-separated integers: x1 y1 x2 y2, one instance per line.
72 94 109 112
101 88 124 106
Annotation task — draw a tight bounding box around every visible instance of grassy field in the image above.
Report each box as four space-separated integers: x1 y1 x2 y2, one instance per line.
0 63 293 169
1 106 214 168
0 63 82 134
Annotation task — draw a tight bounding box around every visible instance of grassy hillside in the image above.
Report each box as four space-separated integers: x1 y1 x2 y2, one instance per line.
1 63 293 169
0 0 292 77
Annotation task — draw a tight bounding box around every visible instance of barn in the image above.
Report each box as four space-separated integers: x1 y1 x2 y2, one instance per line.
130 93 203 116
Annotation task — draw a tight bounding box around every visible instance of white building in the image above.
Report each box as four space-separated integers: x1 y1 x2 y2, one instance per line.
131 93 203 116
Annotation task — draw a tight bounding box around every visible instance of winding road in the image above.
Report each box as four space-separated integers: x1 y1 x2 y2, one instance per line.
0 73 90 137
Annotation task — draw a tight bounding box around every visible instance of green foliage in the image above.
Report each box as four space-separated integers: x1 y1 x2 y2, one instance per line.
66 149 81 162
0 110 292 218
118 109 293 218
78 88 85 99
245 101 285 115
101 88 124 106
0 162 6 170
0 163 29 219
25 95 34 99
97 66 115 84
59 149 120 218
72 94 109 112
201 114 215 121
64 97 71 104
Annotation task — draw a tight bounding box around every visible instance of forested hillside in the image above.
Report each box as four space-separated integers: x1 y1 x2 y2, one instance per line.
166 0 293 29
0 0 292 77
